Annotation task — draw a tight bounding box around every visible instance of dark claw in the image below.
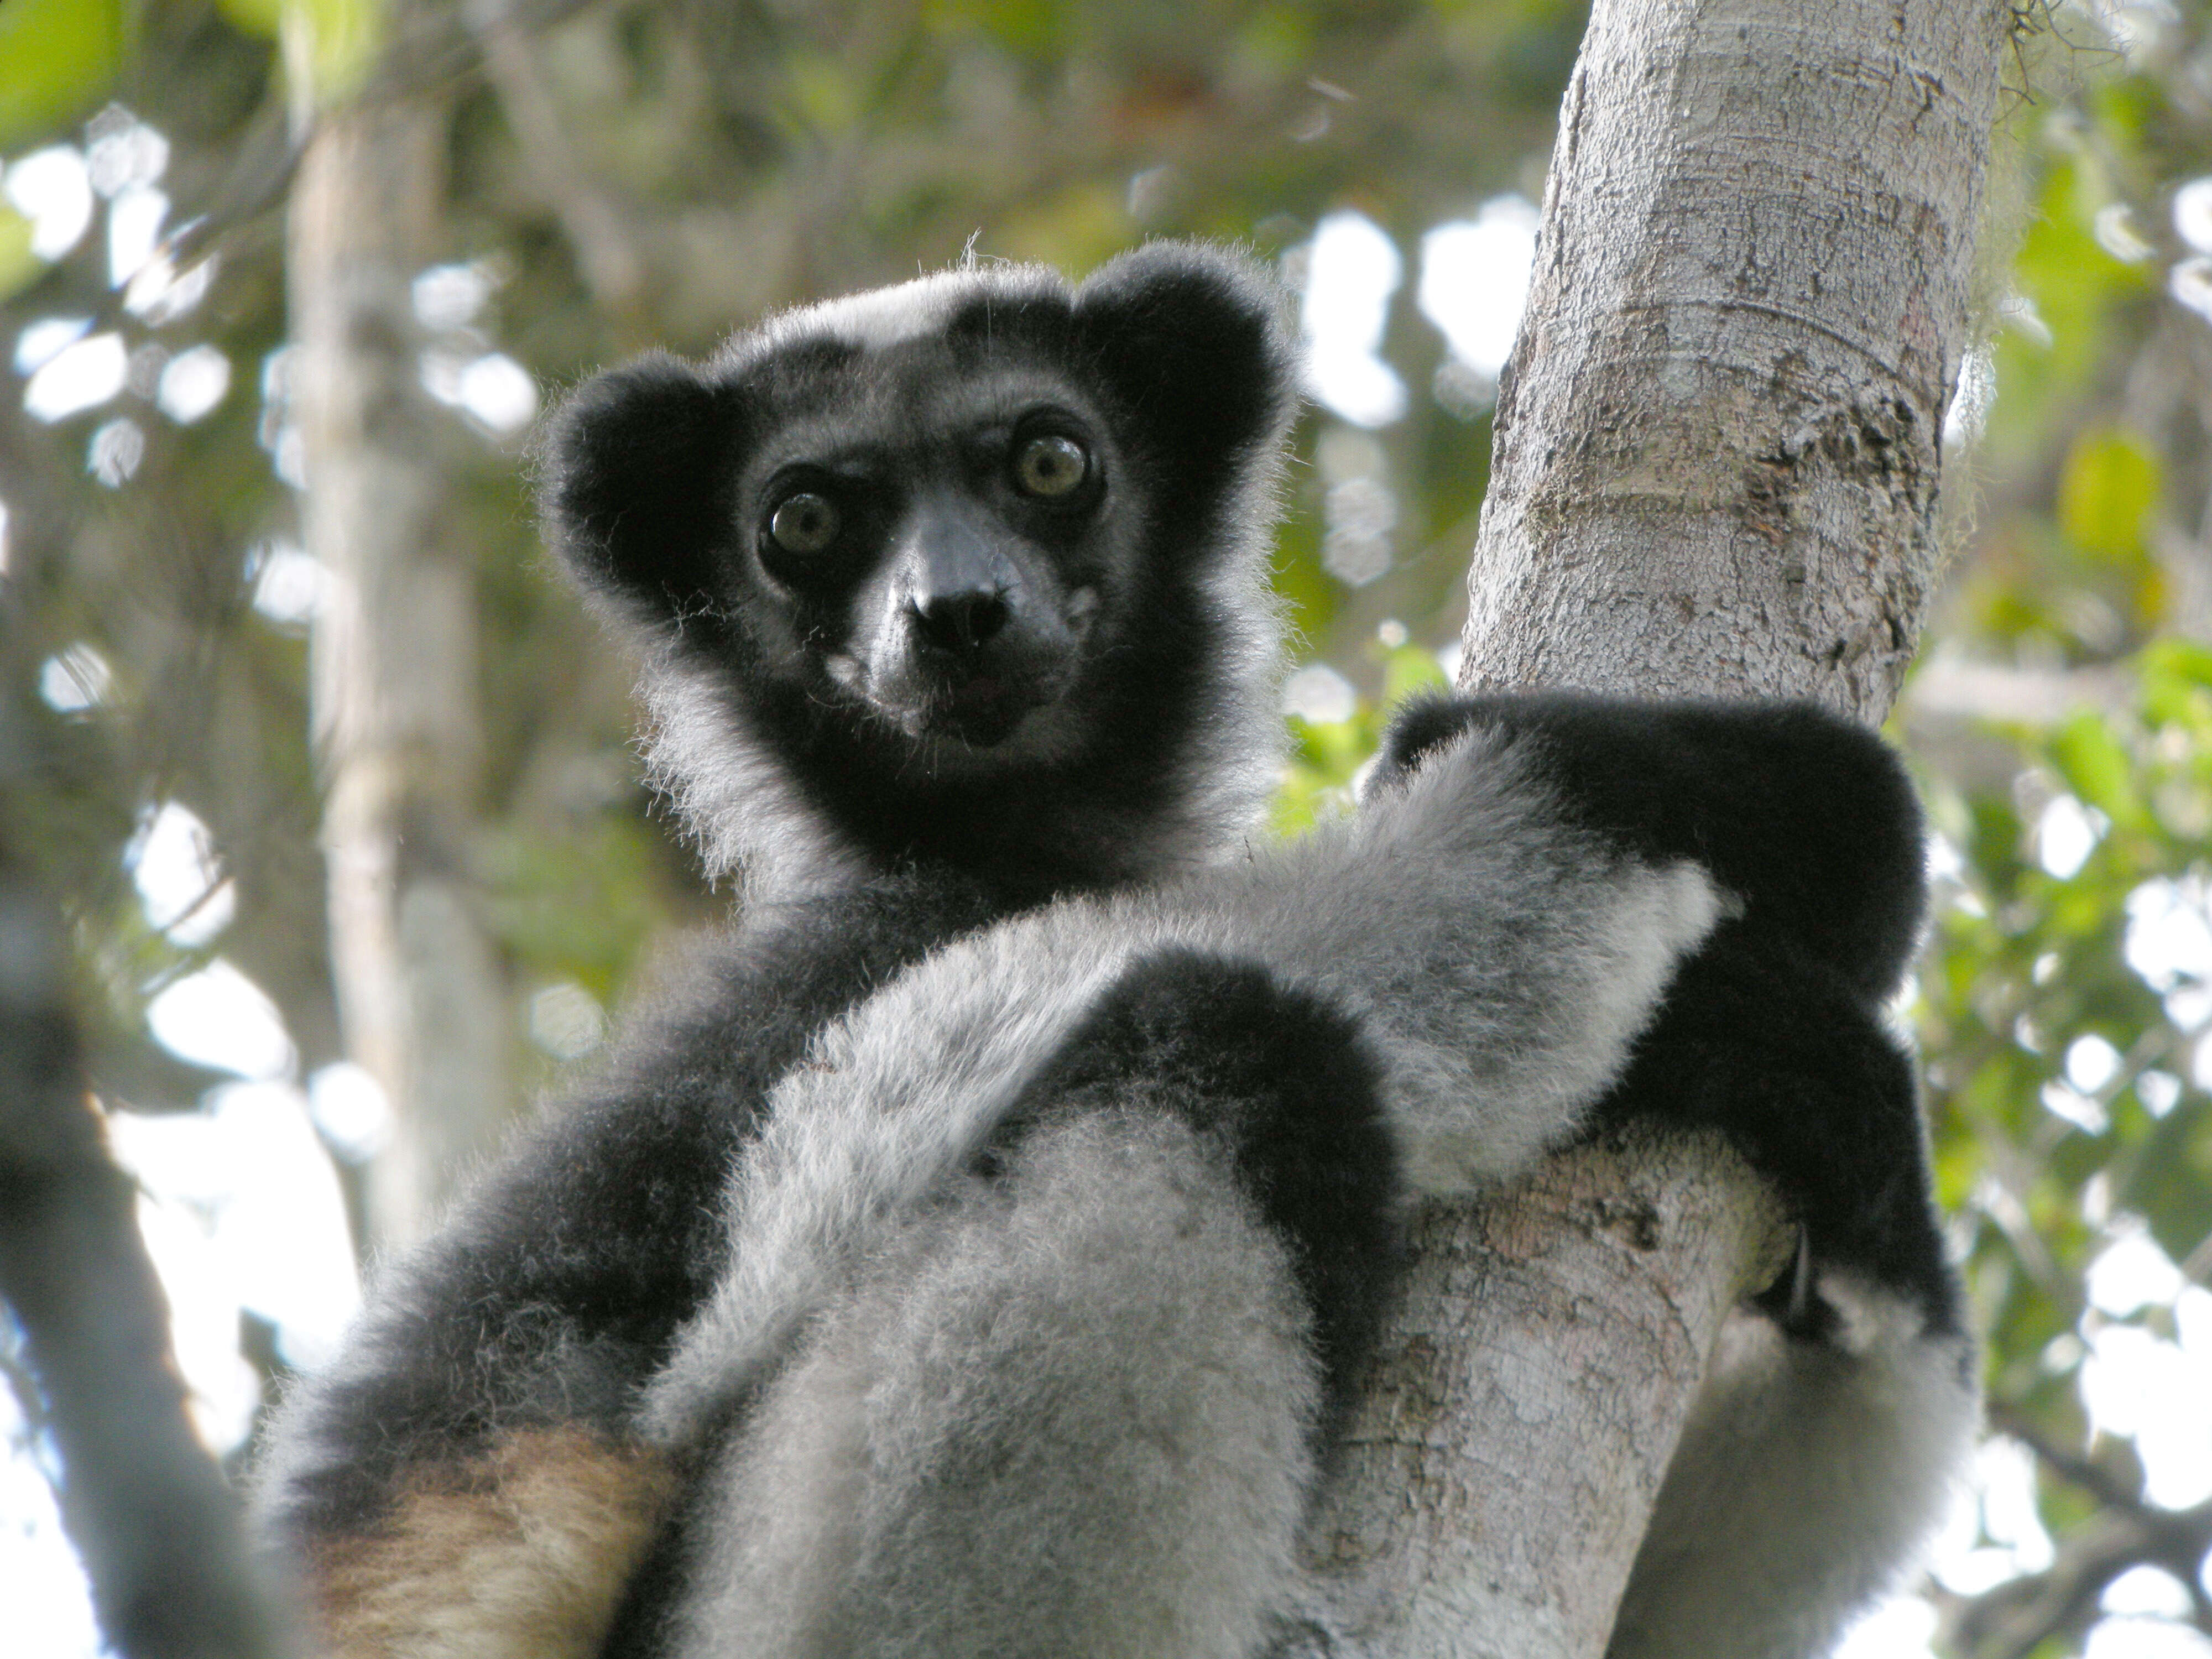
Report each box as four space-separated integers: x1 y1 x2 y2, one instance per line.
1786 1222 1814 1330
1751 1222 1837 1342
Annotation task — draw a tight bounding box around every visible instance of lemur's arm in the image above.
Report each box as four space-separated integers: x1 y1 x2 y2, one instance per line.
1385 694 1975 1659
1372 691 1942 1261
619 696 1888 1657
251 873 1003 1659
1371 691 1928 998
622 695 1966 1659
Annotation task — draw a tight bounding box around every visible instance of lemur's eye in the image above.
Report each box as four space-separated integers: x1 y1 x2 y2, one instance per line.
1012 434 1089 498
769 492 841 555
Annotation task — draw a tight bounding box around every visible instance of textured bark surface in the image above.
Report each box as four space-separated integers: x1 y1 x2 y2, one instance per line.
1303 0 2011 1650
1461 0 2011 712
291 91 511 1246
1291 1133 1788 1657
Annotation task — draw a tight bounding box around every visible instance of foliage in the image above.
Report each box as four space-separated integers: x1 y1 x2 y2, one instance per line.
1275 635 1450 833
0 0 122 150
3 1 2212 1655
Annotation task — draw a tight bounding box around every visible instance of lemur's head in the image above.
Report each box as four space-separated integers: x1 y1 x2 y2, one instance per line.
539 243 1299 896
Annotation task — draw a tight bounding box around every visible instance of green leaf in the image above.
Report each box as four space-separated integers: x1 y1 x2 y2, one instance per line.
233 0 381 108
922 0 1062 58
0 0 122 148
1228 7 1315 80
0 204 40 304
311 0 383 103
2058 429 2159 566
480 816 672 1000
2124 1096 2212 1269
785 50 861 134
215 0 288 39
2137 637 2212 728
2050 710 2147 830
1380 641 1448 706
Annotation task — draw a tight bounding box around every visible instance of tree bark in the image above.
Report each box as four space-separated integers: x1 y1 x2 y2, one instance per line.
1291 1133 1788 1656
291 76 512 1248
0 847 289 1659
1460 0 2006 713
1301 0 2011 1651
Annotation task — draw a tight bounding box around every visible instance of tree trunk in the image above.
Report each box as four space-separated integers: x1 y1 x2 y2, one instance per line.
1461 0 2004 713
1300 0 2011 1650
291 80 512 1248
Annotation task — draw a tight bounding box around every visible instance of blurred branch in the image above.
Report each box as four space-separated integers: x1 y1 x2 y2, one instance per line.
463 0 651 338
160 97 307 274
0 814 291 1658
1904 656 2133 724
1938 1405 2212 1656
290 33 514 1244
1895 659 2132 797
53 0 606 328
1991 1404 2146 1515
1936 1503 2212 1658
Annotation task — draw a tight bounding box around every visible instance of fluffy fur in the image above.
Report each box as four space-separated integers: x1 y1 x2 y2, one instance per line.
1380 696 1979 1659
294 1429 677 1659
631 721 1725 1456
547 246 1292 899
253 242 1303 1659
602 693 1970 1659
260 239 1973 1659
1609 1282 1979 1659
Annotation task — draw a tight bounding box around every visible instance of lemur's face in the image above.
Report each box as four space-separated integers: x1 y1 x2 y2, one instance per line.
541 248 1293 808
727 351 1138 754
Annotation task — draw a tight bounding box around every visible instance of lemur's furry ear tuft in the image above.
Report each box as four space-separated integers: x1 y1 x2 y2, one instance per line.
1070 243 1301 511
536 354 740 629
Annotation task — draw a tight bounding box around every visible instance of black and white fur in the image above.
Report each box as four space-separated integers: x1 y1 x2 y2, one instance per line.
603 693 1973 1659
252 243 1305 1658
1387 697 1980 1659
257 242 1974 1659
547 246 1292 901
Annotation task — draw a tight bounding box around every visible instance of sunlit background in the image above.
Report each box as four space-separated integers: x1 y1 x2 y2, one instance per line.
6 2 2212 1656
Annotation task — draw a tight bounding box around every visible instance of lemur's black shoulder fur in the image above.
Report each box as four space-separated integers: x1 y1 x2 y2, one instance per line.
1373 690 1927 999
252 243 1302 1658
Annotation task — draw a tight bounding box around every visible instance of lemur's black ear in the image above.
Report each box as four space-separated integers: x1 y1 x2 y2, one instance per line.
1071 243 1301 512
536 353 740 629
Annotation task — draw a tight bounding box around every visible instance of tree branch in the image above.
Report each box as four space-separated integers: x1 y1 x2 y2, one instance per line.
1292 1130 1791 1655
0 849 290 1659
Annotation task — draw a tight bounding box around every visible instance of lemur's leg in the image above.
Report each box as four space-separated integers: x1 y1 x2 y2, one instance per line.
252 878 1003 1659
627 952 1395 1659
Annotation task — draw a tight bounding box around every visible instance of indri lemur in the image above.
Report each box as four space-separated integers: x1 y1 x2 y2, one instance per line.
256 243 1973 1659
255 242 1300 1656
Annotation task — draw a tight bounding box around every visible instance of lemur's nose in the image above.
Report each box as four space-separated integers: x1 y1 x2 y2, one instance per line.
912 590 1010 658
